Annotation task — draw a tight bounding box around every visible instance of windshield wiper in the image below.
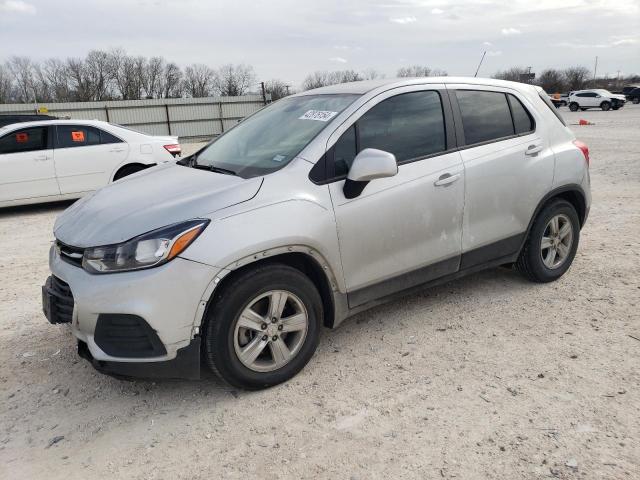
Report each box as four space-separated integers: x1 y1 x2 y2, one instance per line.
209 166 237 176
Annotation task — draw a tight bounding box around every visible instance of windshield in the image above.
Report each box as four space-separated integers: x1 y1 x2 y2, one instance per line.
194 94 360 177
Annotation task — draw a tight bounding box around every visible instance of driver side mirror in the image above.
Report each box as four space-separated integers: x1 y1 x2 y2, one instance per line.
343 148 398 199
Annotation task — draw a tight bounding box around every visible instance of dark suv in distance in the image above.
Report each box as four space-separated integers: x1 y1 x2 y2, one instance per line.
624 87 640 104
0 114 57 128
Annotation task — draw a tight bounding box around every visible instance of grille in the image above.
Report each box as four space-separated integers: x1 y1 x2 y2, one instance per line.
49 276 74 323
57 240 84 268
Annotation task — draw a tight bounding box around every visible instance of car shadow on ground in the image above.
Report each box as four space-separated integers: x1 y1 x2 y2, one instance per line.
0 199 76 218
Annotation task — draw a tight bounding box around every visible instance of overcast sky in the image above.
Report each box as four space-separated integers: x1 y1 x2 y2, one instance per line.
1 0 638 87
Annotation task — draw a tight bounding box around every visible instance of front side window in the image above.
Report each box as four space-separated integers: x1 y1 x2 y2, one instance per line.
333 90 447 177
194 94 360 178
56 125 101 148
456 90 514 145
0 127 48 154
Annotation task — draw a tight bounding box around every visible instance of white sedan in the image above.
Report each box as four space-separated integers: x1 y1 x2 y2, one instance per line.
0 119 181 207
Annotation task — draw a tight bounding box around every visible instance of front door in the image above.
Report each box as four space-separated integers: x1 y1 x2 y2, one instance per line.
327 87 465 307
0 125 59 203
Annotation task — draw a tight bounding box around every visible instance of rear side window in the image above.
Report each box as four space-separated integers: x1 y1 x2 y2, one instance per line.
456 90 514 144
508 94 534 134
56 125 101 148
0 127 48 154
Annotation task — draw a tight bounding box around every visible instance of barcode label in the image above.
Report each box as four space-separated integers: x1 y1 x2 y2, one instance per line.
299 110 339 122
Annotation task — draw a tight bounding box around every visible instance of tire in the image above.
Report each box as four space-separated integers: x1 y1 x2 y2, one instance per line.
569 102 579 112
203 264 322 390
632 97 639 104
600 101 611 111
113 164 148 181
612 106 620 110
516 199 580 283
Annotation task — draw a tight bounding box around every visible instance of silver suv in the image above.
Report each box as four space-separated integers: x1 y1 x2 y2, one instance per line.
43 78 591 389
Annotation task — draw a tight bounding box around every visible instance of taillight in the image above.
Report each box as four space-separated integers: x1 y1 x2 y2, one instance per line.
163 144 181 156
573 140 589 167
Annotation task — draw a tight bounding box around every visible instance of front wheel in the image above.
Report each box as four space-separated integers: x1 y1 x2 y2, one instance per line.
632 97 640 104
601 101 611 111
203 264 322 390
569 102 579 112
516 199 580 283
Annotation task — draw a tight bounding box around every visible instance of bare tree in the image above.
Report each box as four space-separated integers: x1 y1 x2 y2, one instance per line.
214 64 256 96
66 57 93 101
537 68 566 93
109 49 145 100
563 66 591 91
301 70 366 90
0 64 14 103
492 67 530 82
161 62 183 98
264 79 289 101
144 56 165 98
85 50 113 100
302 71 332 90
183 64 216 97
361 68 384 80
42 58 72 102
397 65 445 77
7 56 36 102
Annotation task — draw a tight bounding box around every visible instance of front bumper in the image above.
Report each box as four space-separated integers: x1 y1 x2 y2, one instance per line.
77 337 201 380
46 244 220 379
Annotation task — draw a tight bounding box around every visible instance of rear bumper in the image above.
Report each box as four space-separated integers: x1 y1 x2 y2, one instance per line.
78 337 201 380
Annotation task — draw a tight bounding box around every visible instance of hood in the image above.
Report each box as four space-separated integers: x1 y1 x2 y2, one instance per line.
611 94 626 101
54 163 262 247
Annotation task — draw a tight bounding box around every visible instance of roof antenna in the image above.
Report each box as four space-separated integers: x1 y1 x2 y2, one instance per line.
474 51 486 77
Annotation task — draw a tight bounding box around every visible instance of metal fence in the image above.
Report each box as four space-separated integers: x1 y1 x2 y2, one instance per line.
0 95 270 142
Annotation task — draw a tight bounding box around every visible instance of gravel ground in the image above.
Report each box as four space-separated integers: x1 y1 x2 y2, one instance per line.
1 106 639 480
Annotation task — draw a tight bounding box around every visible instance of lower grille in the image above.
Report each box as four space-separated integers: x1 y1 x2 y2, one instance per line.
94 314 167 358
43 276 74 324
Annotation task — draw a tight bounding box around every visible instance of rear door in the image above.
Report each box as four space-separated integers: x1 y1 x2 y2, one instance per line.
0 125 59 202
448 86 554 268
53 124 129 194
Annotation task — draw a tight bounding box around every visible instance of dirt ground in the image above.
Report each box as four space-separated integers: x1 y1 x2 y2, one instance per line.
1 105 639 480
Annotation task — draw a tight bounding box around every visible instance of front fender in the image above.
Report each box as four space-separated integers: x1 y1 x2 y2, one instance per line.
180 197 345 293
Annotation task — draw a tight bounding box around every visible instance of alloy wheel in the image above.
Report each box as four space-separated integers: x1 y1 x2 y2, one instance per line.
233 290 309 372
540 214 574 269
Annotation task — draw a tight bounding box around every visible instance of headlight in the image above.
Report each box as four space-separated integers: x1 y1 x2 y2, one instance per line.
82 219 209 273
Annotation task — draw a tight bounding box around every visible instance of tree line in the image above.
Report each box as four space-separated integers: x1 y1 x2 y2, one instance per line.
0 49 266 104
1 48 638 105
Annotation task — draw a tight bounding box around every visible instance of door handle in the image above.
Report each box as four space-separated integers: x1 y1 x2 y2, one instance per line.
109 148 125 153
525 144 543 156
34 154 49 161
434 173 461 187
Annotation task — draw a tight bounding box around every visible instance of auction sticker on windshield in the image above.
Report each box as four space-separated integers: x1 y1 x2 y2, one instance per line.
299 110 338 122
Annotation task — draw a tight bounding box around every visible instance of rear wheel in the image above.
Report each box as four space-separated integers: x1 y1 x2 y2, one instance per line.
600 101 611 111
632 97 639 104
516 199 580 283
203 264 322 390
569 102 579 112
